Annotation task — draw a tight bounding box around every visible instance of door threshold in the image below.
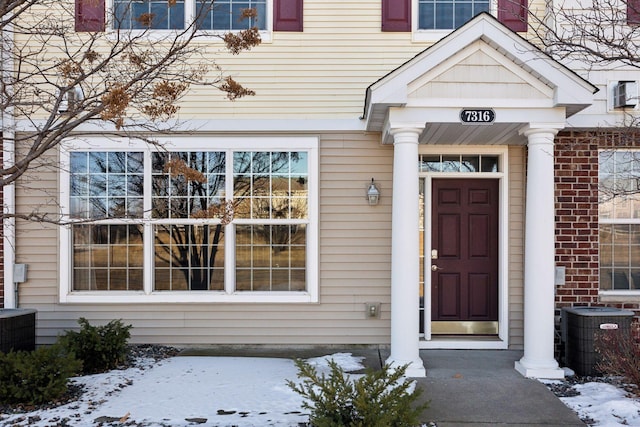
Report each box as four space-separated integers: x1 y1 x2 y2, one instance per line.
429 335 501 341
419 335 507 350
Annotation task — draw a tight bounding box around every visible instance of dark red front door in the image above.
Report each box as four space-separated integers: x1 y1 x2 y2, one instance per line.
431 179 499 331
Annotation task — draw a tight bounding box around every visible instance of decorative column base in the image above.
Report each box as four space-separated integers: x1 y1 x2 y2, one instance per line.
515 361 564 379
386 356 427 377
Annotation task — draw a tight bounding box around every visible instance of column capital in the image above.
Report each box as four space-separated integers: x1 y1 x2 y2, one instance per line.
389 127 421 145
519 124 563 138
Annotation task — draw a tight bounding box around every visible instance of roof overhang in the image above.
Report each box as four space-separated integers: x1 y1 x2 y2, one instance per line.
362 13 598 145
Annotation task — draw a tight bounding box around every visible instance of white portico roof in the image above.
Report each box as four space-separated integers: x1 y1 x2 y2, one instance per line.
362 13 598 145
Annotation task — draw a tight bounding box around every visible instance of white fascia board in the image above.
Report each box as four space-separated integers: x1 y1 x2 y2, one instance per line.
387 106 566 125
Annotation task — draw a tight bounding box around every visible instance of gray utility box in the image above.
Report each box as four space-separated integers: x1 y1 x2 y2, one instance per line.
562 306 634 376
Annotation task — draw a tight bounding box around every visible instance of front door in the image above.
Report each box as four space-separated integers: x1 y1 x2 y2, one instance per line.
431 178 499 335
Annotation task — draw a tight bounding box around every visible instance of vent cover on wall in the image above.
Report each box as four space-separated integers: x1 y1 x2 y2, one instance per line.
58 86 84 113
613 81 638 108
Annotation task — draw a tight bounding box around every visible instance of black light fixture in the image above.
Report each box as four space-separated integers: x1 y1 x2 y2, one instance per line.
367 178 380 206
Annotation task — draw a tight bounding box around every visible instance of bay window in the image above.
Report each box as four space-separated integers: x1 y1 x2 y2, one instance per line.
60 137 318 303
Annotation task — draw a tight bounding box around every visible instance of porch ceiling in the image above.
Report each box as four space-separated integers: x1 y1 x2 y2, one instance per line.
420 122 526 145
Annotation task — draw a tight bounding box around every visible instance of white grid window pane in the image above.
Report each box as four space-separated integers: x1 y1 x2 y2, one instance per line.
599 150 640 291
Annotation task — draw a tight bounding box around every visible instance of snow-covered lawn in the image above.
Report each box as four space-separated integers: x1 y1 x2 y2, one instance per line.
542 377 640 427
2 349 640 427
0 352 365 427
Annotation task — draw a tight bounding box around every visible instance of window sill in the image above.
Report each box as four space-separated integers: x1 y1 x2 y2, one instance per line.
412 29 454 43
60 291 316 304
600 291 640 303
106 29 273 44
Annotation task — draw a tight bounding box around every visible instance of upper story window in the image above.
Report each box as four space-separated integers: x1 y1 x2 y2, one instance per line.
112 0 268 31
196 0 267 31
76 0 303 33
417 0 489 30
381 0 527 35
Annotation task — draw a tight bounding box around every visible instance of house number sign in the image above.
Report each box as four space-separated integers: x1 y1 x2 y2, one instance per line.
460 108 495 124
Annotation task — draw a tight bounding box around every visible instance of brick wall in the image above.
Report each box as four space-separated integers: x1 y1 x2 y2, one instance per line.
554 131 640 359
554 131 600 310
554 131 640 312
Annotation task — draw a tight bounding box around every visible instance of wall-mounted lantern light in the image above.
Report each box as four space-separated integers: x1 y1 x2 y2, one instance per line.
367 178 380 206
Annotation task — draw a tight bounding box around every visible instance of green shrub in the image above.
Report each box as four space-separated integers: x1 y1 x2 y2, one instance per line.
287 359 428 427
0 343 82 405
59 318 132 374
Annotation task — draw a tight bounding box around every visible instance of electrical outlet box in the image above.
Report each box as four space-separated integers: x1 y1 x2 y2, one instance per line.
14 264 27 283
365 302 381 319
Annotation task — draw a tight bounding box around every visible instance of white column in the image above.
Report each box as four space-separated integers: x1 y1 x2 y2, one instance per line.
386 128 425 377
515 127 565 379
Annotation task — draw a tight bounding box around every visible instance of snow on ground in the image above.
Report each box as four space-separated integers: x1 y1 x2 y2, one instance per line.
0 353 365 427
542 379 640 427
3 351 640 427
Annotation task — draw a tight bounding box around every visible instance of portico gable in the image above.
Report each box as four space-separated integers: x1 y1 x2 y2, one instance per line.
362 13 597 378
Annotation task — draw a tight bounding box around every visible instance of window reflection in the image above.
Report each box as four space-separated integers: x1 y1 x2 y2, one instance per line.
233 151 309 219
70 149 309 294
70 152 143 219
72 224 144 291
152 152 225 219
236 224 306 292
154 224 225 291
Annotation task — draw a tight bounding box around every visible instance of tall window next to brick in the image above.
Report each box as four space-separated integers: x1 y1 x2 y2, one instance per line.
599 150 640 290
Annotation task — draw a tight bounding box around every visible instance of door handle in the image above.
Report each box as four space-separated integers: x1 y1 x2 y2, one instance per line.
431 265 442 271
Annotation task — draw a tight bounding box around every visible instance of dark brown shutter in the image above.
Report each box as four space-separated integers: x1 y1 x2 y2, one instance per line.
498 0 527 32
274 0 303 31
628 0 640 25
75 0 105 32
382 0 411 32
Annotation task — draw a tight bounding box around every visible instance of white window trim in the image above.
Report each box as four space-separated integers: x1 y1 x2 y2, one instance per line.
59 136 318 304
106 0 274 43
411 0 498 42
598 149 640 295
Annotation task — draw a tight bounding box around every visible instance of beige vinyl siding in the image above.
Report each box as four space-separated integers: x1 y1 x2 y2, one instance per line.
14 0 550 122
16 132 395 345
13 0 542 347
410 47 553 101
508 145 526 349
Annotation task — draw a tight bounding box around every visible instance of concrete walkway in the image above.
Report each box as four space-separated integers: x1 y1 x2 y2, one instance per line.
416 349 586 426
179 347 586 426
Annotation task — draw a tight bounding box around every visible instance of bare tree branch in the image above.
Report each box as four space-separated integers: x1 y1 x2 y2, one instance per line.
2 0 261 188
